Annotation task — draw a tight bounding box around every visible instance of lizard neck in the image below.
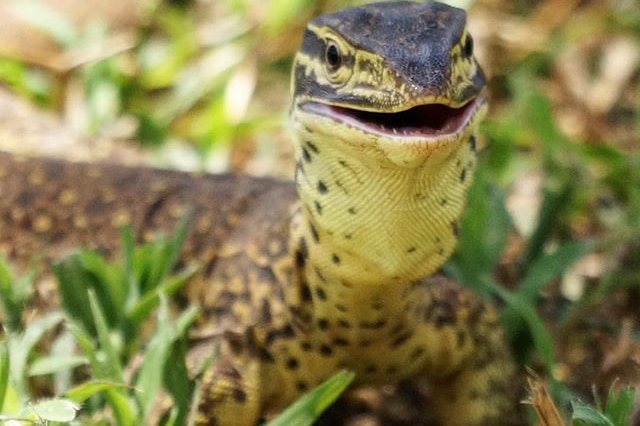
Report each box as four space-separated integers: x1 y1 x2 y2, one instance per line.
287 118 478 328
292 122 478 288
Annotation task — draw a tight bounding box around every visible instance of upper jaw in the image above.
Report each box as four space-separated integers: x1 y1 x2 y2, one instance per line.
299 95 486 142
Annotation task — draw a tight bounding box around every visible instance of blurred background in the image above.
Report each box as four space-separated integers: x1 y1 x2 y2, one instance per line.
0 0 639 422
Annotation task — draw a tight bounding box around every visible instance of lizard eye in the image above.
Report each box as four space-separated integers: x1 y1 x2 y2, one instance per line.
322 38 352 84
325 41 342 71
462 35 474 57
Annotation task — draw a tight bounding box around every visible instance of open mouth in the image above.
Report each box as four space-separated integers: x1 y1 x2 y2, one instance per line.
302 97 484 138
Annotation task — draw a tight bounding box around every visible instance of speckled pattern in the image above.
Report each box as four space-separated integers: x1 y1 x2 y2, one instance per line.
0 2 522 425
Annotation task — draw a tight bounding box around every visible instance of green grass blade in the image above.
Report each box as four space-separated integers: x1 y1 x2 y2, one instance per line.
65 380 130 403
501 239 591 360
104 387 137 426
136 295 187 419
122 226 141 315
519 240 591 302
127 264 198 324
488 282 556 372
0 258 33 333
71 294 138 425
28 355 87 377
0 259 17 330
87 290 123 383
53 255 97 334
137 214 190 294
448 177 510 295
604 385 635 426
11 0 78 47
8 312 64 398
27 398 80 422
265 370 355 426
0 341 9 413
161 306 198 420
79 251 126 327
572 401 615 426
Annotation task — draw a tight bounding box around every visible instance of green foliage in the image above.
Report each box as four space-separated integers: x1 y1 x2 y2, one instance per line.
52 216 194 351
0 220 198 424
0 0 292 153
0 58 52 105
0 342 8 414
448 54 605 415
12 0 78 47
0 259 34 333
447 163 586 373
572 385 636 426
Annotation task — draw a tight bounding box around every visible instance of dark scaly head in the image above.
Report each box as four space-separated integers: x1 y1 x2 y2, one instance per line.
290 1 486 166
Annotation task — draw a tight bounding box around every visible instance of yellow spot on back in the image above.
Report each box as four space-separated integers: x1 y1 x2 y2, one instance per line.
102 188 116 203
33 214 52 232
73 214 88 229
150 181 168 193
143 229 157 242
227 212 239 226
169 204 186 219
196 216 212 234
59 189 78 205
28 169 46 185
112 209 131 227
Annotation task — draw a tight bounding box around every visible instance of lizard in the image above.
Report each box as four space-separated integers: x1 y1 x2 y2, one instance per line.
0 1 521 424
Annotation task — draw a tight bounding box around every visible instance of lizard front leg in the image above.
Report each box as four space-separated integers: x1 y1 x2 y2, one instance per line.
419 280 521 425
190 332 265 426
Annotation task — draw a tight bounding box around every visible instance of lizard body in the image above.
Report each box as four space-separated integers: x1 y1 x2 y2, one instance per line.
0 2 519 424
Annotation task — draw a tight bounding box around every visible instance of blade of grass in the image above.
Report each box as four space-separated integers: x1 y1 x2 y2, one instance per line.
266 370 355 426
28 355 87 377
161 305 198 416
86 290 138 425
488 281 556 373
501 239 591 356
447 177 511 296
137 214 190 294
53 256 97 334
136 294 197 419
521 185 574 270
519 240 591 301
8 312 64 398
603 385 635 426
0 341 8 413
79 251 126 327
87 290 123 383
127 264 198 324
0 258 33 333
26 398 80 422
65 380 131 404
122 226 141 317
11 0 77 47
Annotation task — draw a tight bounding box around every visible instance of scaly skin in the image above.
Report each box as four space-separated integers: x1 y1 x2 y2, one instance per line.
0 2 520 424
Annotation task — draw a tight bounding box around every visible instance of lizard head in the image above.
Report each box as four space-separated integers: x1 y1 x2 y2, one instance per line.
290 1 486 167
289 2 488 283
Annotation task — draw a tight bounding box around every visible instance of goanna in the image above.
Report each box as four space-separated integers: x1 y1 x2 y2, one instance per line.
0 1 520 424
